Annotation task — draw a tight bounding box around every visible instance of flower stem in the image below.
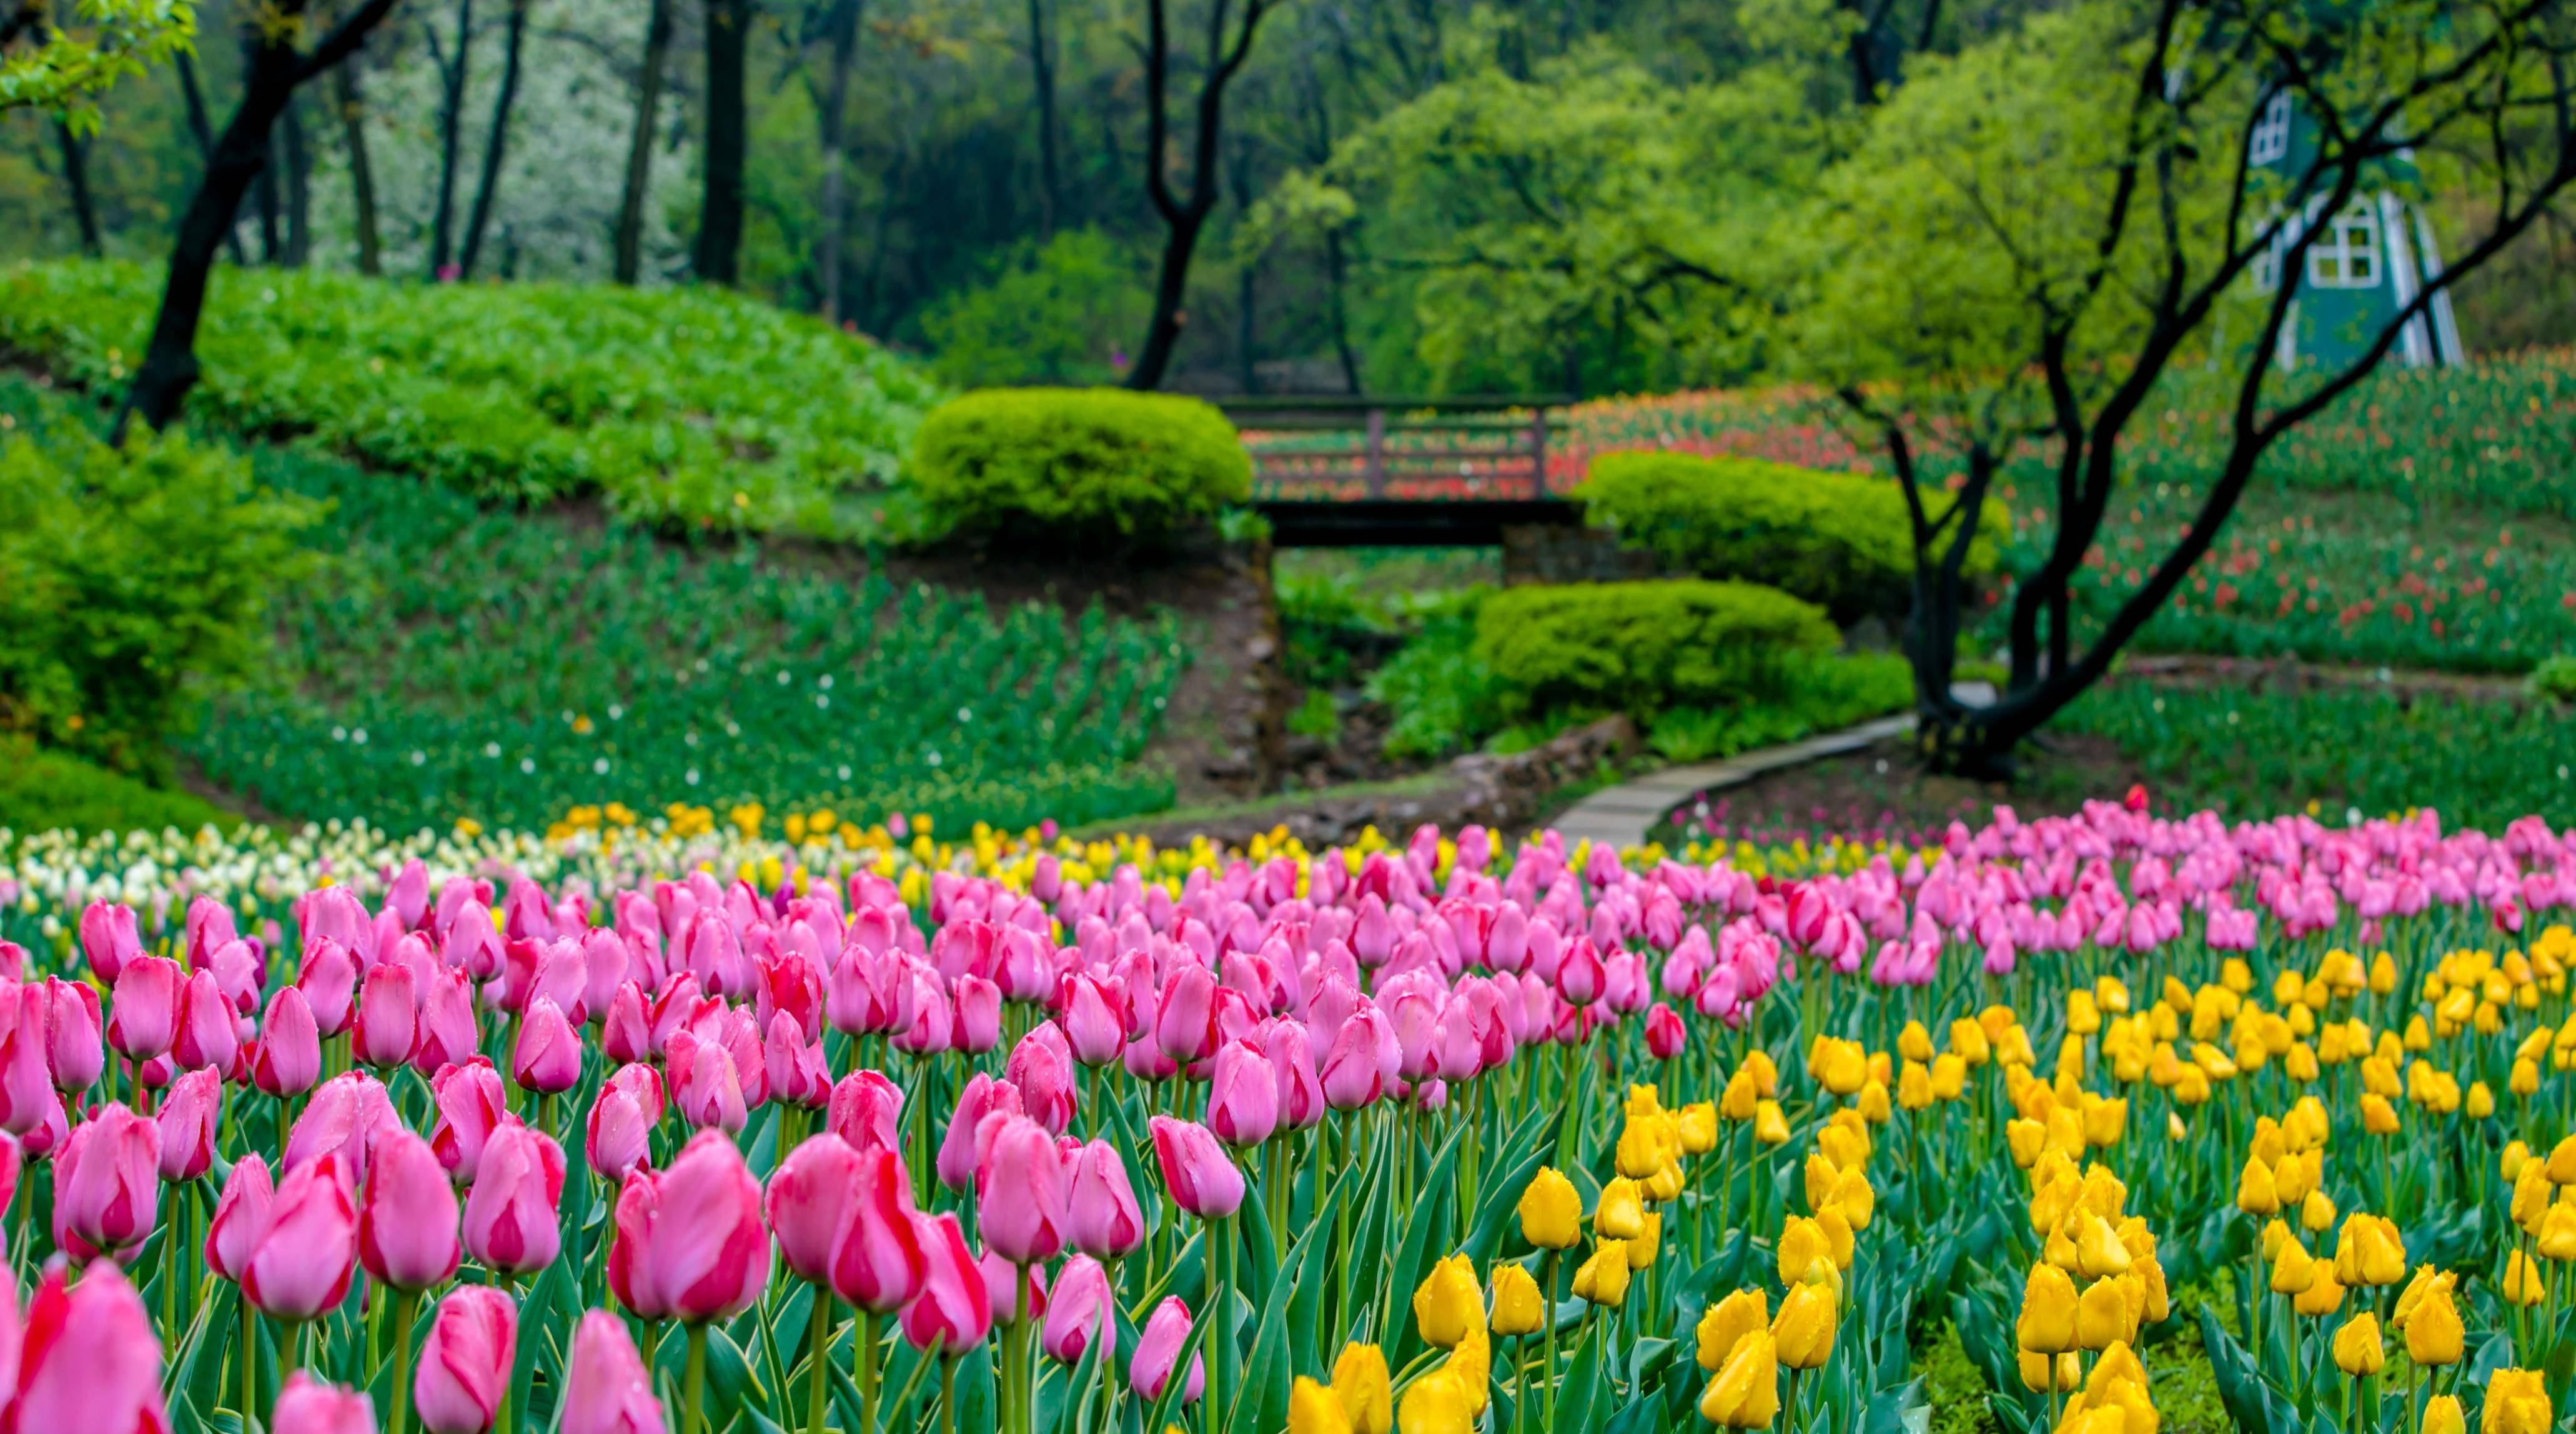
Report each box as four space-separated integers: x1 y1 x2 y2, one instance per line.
855 1308 880 1434
685 1323 712 1434
806 1284 834 1434
391 1290 420 1434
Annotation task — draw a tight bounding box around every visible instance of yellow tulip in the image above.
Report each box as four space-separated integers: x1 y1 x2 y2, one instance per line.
2361 1093 2402 1135
1813 1207 1856 1272
2547 1135 2576 1183
1625 1212 1662 1270
2072 1212 2132 1279
2270 1236 2317 1295
1897 1020 1933 1062
1572 1241 1631 1308
1776 1217 1831 1289
1615 1123 1666 1180
1696 1330 1780 1428
1897 1060 1933 1112
1720 1070 1761 1122
2405 1285 2465 1366
1394 1368 1472 1434
1412 1255 1482 1348
1743 1050 1780 1095
2333 1312 2385 1375
1696 1288 1769 1372
2017 1349 2081 1392
1753 1100 1790 1146
2301 1189 2337 1233
1949 1018 1991 1067
2467 1081 2495 1118
2235 1156 2281 1216
2074 1276 2132 1350
2485 1368 2550 1434
2542 1205 2576 1262
1596 1178 1647 1240
1645 1157 1686 1204
1332 1344 1394 1434
1518 1168 1583 1250
2016 1263 2079 1354
1678 1102 1718 1154
2294 1267 2346 1317
2502 1250 2549 1307
1489 1262 1545 1337
1930 1054 1966 1100
2424 1395 2465 1434
1446 1325 1490 1413
1801 1153 1841 1213
2334 1215 2407 1287
1290 1377 1354 1434
1771 1282 1836 1370
2503 1140 2534 1181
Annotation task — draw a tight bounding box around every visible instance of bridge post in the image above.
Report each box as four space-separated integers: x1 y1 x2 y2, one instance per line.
1364 406 1387 499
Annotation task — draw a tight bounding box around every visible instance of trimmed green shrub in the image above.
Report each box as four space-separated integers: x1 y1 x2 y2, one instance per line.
0 414 317 779
908 387 1251 545
0 738 244 837
1643 652 1913 762
1475 579 1838 717
1576 451 2001 622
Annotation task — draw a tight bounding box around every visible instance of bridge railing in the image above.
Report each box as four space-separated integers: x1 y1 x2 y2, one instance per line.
1219 394 1573 502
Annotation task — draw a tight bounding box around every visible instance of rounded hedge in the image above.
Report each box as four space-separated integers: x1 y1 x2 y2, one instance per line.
907 387 1251 544
1474 579 1839 717
1576 451 2002 623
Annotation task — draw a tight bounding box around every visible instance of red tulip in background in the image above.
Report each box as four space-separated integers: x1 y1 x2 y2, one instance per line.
415 1285 516 1434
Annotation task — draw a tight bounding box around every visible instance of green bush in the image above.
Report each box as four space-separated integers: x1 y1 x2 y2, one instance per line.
1475 579 1838 717
1643 652 1915 762
0 738 244 837
1365 592 1512 760
0 261 941 537
0 411 317 779
918 230 1152 388
2532 655 2576 704
1577 451 2000 622
908 387 1251 545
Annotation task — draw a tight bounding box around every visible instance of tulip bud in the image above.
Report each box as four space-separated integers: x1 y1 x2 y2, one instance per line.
247 1152 359 1320
1772 1280 1836 1368
511 997 583 1094
768 1132 863 1286
461 1122 567 1277
1412 1253 1481 1348
1332 1343 1394 1434
980 1115 1069 1264
1290 1376 1353 1434
562 1310 665 1434
900 1210 993 1353
610 1129 770 1325
207 1150 274 1282
272 1372 377 1434
56 1100 161 1253
110 955 185 1063
1149 1115 1245 1220
830 1145 928 1313
11 1262 174 1433
1517 1167 1582 1250
415 1285 517 1434
1571 1240 1630 1307
359 1128 463 1292
1041 1252 1114 1363
1698 1329 1781 1428
429 1059 508 1186
1130 1296 1205 1403
1066 1138 1146 1260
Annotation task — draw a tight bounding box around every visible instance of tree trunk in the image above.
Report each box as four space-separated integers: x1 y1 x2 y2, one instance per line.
811 0 859 318
116 0 402 439
332 59 382 275
429 0 473 277
255 134 282 260
458 0 531 278
52 118 103 256
282 95 312 266
1126 0 1271 392
612 0 673 283
1026 0 1058 232
695 0 750 286
174 52 252 266
1325 229 1360 394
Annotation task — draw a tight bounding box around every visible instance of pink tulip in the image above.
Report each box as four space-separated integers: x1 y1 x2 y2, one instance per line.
600 982 652 1065
0 1130 21 1214
1004 1030 1077 1135
411 969 482 1073
461 1121 567 1276
1319 1007 1388 1110
0 986 54 1136
1129 1297 1204 1403
79 900 142 983
414 1285 517 1434
765 1012 831 1110
1057 974 1125 1066
1147 1116 1244 1219
246 1151 359 1320
156 1065 221 1182
1558 937 1605 1005
252 985 324 1098
936 1073 1019 1191
296 940 360 1038
170 968 239 1075
665 1028 748 1134
767 1132 863 1285
608 1129 770 1324
352 960 419 1069
586 1067 659 1181
1042 1253 1114 1363
206 1151 274 1281
982 1248 1049 1326
107 955 184 1062
825 1068 902 1153
1205 1039 1279 1148
898 1211 992 1353
1262 1021 1327 1132
953 974 1002 1054
359 1127 463 1291
55 1100 161 1253
430 1059 509 1185
8 1261 172 1434
1154 964 1220 1065
1643 1002 1685 1060
1066 1139 1145 1259
978 1115 1066 1263
511 997 583 1094
272 1371 379 1434
562 1310 665 1434
285 1071 401 1185
37 977 102 1095
828 1145 926 1313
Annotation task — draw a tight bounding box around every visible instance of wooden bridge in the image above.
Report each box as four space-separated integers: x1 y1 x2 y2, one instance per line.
1221 394 1584 547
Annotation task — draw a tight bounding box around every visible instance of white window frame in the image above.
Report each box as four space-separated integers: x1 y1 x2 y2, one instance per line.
2248 92 2292 166
2304 204 2382 289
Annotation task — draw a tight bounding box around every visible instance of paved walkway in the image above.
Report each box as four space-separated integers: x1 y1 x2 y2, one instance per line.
1550 682 1995 847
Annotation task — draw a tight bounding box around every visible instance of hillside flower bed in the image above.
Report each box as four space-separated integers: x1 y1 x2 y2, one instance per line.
1 794 2574 1433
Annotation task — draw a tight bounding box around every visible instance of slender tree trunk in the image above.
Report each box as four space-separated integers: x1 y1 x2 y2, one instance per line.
52 118 103 256
458 0 530 278
1026 0 1058 231
612 0 674 284
429 0 473 277
1325 229 1360 394
255 134 282 260
1127 0 1271 391
282 96 312 266
811 0 859 318
332 59 383 275
117 0 404 439
175 52 251 266
695 0 750 286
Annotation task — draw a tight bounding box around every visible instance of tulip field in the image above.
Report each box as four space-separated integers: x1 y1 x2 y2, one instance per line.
3 797 2576 1434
